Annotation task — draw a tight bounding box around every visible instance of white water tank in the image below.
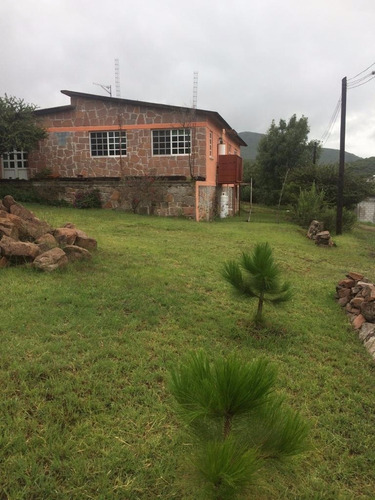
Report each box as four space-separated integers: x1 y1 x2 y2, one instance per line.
218 143 226 155
220 192 229 218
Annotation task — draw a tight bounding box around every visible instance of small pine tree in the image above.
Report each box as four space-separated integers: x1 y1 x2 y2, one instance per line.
222 242 292 327
169 352 309 499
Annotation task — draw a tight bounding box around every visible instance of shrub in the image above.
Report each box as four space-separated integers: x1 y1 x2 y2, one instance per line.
0 185 69 207
169 352 309 499
74 189 102 209
320 207 357 234
291 182 357 233
222 242 292 327
292 182 327 228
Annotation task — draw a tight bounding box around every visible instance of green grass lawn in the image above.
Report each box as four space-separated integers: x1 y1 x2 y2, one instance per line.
1 205 374 499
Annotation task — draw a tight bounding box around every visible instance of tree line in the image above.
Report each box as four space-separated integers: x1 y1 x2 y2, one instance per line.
242 114 375 229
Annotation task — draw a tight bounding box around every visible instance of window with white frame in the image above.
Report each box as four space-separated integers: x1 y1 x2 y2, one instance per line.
2 150 28 169
152 128 191 155
90 131 127 157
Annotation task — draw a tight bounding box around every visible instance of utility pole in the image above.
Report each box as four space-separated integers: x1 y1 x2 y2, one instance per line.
336 76 347 235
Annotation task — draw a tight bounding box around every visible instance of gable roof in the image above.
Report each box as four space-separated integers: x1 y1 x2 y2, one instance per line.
36 90 247 147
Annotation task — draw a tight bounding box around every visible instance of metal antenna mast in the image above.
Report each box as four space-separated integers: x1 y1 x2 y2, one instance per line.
192 71 198 109
115 58 121 98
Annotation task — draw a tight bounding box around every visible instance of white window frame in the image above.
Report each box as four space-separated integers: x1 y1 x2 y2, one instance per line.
90 131 127 157
152 128 191 156
2 150 28 169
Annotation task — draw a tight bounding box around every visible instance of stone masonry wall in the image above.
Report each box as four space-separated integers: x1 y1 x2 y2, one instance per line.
28 97 207 179
0 178 198 219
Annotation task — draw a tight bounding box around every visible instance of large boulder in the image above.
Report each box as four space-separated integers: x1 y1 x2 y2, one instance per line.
0 219 19 240
361 301 375 322
0 235 41 262
2 195 17 210
54 227 77 247
315 231 334 247
35 233 58 253
75 230 97 251
307 220 324 240
33 247 68 272
3 212 51 241
64 245 92 262
9 203 37 221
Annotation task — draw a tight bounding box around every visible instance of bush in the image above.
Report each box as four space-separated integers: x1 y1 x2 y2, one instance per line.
292 182 326 228
292 182 357 233
74 189 102 209
0 185 69 207
320 207 357 234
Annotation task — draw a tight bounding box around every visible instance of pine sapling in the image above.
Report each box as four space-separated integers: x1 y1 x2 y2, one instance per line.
169 352 309 499
222 242 292 327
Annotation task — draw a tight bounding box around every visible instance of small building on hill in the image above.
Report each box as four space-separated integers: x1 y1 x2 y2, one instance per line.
0 90 246 221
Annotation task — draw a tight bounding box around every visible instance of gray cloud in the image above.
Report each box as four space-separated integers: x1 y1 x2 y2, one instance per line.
1 0 375 157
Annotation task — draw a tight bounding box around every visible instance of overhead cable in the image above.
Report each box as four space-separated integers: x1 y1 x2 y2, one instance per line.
348 74 375 90
320 98 341 145
348 62 375 81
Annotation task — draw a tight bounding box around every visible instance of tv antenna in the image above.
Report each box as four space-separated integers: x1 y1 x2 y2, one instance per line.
192 71 198 109
115 58 121 98
93 82 112 97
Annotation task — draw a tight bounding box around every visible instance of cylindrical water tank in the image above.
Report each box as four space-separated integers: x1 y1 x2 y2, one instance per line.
218 143 226 155
220 192 229 218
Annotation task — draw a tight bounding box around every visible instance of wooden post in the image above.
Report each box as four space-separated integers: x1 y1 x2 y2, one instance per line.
336 76 347 235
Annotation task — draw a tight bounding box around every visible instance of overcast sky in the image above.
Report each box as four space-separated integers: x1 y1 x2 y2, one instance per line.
1 0 375 158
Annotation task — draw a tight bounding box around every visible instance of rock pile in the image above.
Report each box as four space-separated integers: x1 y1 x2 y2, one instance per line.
0 195 97 272
307 220 334 247
336 271 375 359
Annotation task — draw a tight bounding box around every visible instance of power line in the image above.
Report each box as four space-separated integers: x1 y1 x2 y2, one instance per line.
347 73 374 87
348 73 375 90
348 62 375 81
320 97 341 145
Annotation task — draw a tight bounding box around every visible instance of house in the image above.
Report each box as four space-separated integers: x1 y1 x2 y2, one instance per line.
1 90 246 221
357 197 375 223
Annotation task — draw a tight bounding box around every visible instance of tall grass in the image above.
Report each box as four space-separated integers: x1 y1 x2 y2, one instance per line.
0 204 374 498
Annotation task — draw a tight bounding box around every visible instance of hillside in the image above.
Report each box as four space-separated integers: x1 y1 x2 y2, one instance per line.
239 131 362 164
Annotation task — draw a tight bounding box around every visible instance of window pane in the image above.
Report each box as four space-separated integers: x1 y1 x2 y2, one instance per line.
91 131 126 156
152 129 190 155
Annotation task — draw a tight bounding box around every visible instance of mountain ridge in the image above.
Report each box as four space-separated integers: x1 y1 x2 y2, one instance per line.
239 131 362 164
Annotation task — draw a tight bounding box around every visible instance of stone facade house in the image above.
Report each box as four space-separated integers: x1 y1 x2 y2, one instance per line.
0 90 246 221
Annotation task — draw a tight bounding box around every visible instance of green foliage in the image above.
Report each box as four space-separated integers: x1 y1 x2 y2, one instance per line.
292 182 327 228
194 439 260 499
73 189 102 209
319 207 357 234
169 352 309 499
0 94 47 155
241 159 263 203
222 242 292 326
286 164 375 209
256 115 319 205
292 182 358 233
347 156 375 178
0 185 70 207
